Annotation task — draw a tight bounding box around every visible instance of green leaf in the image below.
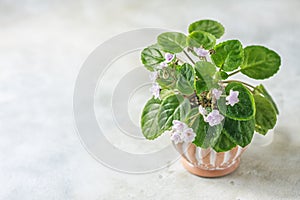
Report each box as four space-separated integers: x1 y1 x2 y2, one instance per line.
253 84 279 114
187 31 216 49
188 19 225 39
186 108 207 147
211 40 244 72
158 95 190 131
156 67 177 89
187 108 222 148
213 131 237 152
194 79 207 95
141 98 163 139
218 82 255 120
176 63 194 95
215 71 229 80
160 89 175 100
141 95 191 140
187 108 224 149
178 98 191 122
141 45 165 71
194 61 217 93
222 117 255 147
241 45 281 79
254 94 277 135
202 124 223 149
157 32 187 53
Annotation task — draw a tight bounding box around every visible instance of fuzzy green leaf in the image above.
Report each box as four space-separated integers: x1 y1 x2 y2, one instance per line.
157 32 187 53
194 79 207 95
160 89 175 100
187 108 222 148
141 95 191 140
141 45 165 71
222 117 255 147
215 71 229 80
213 131 237 152
218 82 255 120
187 31 216 49
158 95 190 131
253 84 279 114
141 98 163 139
156 67 177 89
254 94 277 135
188 19 225 39
201 124 223 149
211 40 244 72
194 61 217 94
241 46 281 79
176 63 194 95
186 108 207 147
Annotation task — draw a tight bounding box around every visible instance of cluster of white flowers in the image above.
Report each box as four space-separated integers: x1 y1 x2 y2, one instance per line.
149 53 175 99
167 120 196 144
199 105 224 126
199 88 240 126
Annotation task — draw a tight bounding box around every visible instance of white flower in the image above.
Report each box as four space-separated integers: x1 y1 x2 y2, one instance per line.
212 88 222 100
194 47 209 57
156 53 174 69
198 105 207 116
156 62 168 70
182 128 196 143
164 53 175 63
172 120 187 132
169 120 196 144
150 83 160 99
226 90 239 106
149 71 158 82
204 110 224 126
170 131 182 144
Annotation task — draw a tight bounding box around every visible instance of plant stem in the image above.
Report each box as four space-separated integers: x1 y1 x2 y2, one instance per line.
188 112 200 120
228 69 241 77
183 50 195 65
221 80 256 90
188 113 200 127
176 58 185 64
201 56 207 62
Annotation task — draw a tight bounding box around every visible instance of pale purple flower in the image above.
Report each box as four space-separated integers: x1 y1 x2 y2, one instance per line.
182 128 196 143
170 131 182 144
163 130 173 136
194 47 209 57
156 62 168 70
168 120 197 144
150 83 160 99
149 71 158 82
212 88 222 100
226 90 240 106
172 120 187 132
204 110 224 126
198 105 207 116
164 53 175 63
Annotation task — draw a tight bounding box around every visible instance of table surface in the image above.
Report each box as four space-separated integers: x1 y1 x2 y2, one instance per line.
1 0 300 199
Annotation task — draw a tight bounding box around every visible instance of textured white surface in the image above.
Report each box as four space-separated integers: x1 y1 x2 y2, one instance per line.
1 0 300 199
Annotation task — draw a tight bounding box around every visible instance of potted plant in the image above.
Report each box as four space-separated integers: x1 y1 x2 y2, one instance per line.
140 19 281 177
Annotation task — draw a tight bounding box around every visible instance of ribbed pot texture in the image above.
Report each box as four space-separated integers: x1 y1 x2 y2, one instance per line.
173 142 246 177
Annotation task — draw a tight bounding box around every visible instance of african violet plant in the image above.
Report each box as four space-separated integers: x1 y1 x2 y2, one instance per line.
140 19 281 152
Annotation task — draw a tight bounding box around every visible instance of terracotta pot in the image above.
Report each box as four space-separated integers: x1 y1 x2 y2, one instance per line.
173 142 247 177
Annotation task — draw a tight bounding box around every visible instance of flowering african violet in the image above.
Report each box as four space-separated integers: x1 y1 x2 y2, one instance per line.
140 19 281 152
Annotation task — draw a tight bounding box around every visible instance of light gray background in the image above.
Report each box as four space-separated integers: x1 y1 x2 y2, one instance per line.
0 0 299 199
